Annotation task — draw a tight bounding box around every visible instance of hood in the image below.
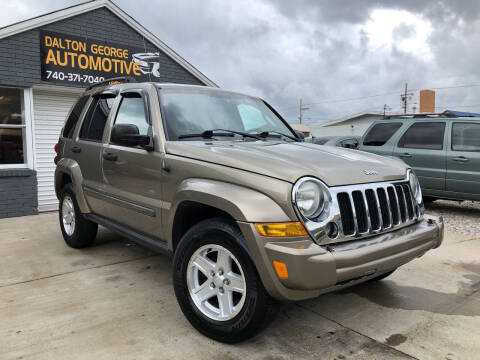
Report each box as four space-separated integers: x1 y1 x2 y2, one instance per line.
166 141 408 186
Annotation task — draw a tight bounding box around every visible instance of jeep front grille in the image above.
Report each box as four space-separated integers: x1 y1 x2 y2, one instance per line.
293 174 423 245
336 183 419 237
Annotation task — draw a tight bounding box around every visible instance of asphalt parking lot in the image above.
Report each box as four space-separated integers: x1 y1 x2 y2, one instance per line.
1 201 479 360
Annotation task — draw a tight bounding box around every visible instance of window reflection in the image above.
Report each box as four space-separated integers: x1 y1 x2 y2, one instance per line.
0 87 25 165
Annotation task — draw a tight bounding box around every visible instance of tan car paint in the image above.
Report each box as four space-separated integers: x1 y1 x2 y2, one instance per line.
55 82 444 301
165 141 408 186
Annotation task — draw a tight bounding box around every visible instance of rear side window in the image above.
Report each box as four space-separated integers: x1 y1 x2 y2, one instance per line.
63 95 89 138
79 95 115 141
363 122 402 146
452 122 480 151
398 122 445 150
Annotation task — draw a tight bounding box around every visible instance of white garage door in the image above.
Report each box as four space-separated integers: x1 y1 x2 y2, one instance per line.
33 87 83 211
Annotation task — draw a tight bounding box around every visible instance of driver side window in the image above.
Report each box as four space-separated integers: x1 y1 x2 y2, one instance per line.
114 93 149 136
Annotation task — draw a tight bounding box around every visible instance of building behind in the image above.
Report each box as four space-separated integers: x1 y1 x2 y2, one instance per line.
310 89 456 138
310 112 388 137
0 0 215 218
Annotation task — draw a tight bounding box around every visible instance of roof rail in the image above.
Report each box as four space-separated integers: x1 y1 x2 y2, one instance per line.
384 113 446 119
86 76 137 90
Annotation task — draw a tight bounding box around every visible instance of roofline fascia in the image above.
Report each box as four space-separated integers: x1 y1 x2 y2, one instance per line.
0 0 218 87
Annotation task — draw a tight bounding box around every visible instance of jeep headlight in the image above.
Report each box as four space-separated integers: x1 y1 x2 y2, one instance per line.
409 170 422 205
293 177 331 221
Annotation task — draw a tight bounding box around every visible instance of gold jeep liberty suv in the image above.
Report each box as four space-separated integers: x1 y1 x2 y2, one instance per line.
54 78 444 343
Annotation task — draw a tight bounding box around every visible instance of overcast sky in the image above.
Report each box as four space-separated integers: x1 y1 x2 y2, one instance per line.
2 0 480 125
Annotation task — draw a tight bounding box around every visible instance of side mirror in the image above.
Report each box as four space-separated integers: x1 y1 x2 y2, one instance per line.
111 123 151 148
294 130 305 140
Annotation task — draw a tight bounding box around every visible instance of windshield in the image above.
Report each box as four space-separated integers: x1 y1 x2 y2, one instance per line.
158 88 295 141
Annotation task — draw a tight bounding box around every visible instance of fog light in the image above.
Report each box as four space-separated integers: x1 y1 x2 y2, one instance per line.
273 260 288 279
326 222 339 239
254 222 307 237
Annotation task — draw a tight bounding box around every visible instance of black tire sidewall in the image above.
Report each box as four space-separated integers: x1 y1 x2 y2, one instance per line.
59 183 96 248
173 218 271 343
59 184 78 241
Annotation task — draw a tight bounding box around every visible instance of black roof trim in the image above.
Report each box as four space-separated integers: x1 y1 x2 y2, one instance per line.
86 76 137 90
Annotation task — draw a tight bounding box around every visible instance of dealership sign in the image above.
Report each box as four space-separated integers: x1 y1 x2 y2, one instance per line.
40 31 161 85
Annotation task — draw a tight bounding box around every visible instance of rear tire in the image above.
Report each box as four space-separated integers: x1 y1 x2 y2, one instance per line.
173 218 276 343
59 183 98 249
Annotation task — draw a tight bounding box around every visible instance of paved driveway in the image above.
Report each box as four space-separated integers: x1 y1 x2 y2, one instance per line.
1 209 479 360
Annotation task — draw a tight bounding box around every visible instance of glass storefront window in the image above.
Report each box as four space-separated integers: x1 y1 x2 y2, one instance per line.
0 87 26 165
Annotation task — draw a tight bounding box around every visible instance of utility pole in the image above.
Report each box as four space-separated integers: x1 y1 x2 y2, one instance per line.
400 83 413 114
299 99 309 124
383 104 391 119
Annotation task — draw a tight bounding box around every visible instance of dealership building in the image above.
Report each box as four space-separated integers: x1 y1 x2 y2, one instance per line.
0 0 216 218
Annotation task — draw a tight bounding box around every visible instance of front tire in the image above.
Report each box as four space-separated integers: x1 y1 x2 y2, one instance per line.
59 183 98 248
173 218 275 343
423 196 437 205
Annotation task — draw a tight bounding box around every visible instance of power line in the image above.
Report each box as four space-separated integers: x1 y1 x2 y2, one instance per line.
278 82 480 112
287 100 480 125
279 90 400 111
288 102 480 126
435 104 480 108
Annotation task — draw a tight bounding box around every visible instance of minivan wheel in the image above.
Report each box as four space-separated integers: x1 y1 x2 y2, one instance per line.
59 183 98 248
173 218 276 343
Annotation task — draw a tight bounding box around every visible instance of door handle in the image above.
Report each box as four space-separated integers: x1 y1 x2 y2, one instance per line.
399 153 412 158
103 152 118 161
71 146 82 153
453 156 469 162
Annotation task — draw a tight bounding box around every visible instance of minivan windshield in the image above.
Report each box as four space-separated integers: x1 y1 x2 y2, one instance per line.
158 88 296 141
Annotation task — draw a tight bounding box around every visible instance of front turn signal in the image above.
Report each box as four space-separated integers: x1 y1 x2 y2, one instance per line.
273 261 289 279
254 222 307 237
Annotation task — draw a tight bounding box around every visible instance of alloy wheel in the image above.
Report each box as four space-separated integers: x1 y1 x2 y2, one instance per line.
186 244 247 321
62 196 76 236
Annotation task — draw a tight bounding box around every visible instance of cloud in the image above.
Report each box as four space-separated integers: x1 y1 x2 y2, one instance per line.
112 0 480 122
2 0 480 124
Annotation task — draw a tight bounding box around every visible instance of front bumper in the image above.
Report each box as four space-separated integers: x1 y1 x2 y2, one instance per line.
238 214 444 301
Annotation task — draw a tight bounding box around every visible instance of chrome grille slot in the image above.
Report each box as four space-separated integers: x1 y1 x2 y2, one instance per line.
365 189 380 231
376 188 391 229
403 185 415 220
337 193 355 235
387 186 400 225
333 180 419 240
352 191 368 233
395 185 407 222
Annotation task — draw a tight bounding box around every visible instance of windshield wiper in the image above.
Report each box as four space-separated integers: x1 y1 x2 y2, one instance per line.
213 129 263 140
178 129 262 141
178 130 235 139
259 130 300 142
